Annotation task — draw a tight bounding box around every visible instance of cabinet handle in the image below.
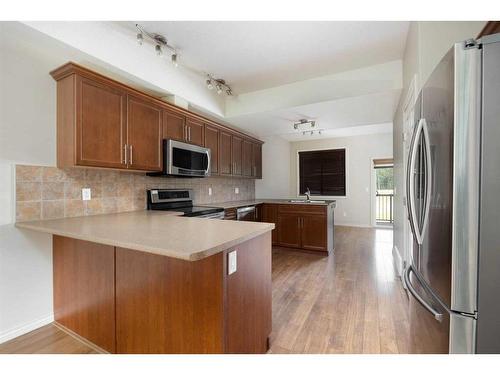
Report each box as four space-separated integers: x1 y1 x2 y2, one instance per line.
123 144 128 164
129 145 133 165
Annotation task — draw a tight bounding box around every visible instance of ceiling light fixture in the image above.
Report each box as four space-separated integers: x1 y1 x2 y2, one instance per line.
293 119 324 136
135 24 234 96
206 74 233 96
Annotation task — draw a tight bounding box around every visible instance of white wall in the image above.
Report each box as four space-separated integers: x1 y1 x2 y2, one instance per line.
289 132 393 227
0 22 71 342
392 21 486 266
255 135 291 199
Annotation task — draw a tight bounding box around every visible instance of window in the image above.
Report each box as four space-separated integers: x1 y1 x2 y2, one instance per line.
298 148 346 197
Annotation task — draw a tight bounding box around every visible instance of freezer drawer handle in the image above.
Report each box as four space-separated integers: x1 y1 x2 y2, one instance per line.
404 265 444 322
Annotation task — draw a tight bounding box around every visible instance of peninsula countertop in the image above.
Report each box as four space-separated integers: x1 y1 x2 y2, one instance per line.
15 210 275 261
214 199 337 209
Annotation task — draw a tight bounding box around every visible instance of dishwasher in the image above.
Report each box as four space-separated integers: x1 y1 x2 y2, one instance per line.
236 206 257 221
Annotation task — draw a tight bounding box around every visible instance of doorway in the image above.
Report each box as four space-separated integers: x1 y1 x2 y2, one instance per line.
372 159 394 227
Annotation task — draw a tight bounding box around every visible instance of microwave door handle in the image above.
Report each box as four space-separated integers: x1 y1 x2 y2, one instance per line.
205 150 211 175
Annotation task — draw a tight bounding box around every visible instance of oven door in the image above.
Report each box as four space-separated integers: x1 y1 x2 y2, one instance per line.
165 139 211 177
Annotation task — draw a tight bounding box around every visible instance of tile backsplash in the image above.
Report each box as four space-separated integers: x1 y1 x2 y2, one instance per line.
15 165 255 222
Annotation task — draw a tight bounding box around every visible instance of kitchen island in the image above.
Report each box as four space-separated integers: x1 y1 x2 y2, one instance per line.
16 211 274 354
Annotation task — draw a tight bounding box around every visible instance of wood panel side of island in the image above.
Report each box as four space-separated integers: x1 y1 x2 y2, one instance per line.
115 248 225 354
53 235 116 353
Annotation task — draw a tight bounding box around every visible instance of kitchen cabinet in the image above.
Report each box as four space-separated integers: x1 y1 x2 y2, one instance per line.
127 95 162 171
204 124 219 175
185 117 204 146
224 207 237 220
242 140 253 177
277 213 302 248
232 136 243 176
252 142 262 179
220 131 233 176
162 109 185 143
262 203 333 253
261 204 278 245
51 62 263 176
74 76 128 169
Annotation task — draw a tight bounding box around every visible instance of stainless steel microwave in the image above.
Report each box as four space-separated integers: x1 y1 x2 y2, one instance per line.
159 139 211 177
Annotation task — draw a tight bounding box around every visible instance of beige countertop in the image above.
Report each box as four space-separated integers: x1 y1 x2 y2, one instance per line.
214 199 336 209
15 210 274 261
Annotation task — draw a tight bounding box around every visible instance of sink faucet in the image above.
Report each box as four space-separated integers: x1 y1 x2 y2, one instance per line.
305 187 311 201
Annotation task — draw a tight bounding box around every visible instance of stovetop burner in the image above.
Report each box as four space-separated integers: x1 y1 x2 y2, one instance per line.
146 189 224 218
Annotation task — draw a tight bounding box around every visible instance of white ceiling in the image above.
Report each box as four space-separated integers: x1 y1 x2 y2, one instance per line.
115 21 409 94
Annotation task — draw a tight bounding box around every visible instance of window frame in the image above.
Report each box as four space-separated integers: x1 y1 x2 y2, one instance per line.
296 146 349 199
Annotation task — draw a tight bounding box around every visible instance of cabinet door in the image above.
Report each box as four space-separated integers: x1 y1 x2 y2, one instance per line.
262 204 278 245
76 76 127 169
186 117 204 146
301 214 327 252
242 140 253 177
204 125 219 175
220 131 232 176
277 213 301 248
232 136 243 176
252 143 262 179
163 110 186 142
127 95 162 171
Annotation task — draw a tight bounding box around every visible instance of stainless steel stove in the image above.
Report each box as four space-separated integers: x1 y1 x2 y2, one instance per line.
147 189 224 219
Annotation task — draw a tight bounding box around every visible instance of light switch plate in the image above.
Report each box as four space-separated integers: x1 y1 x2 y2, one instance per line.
228 250 237 275
82 188 91 201
235 187 239 194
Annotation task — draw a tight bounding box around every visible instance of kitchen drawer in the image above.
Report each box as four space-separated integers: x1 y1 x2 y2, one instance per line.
277 204 326 215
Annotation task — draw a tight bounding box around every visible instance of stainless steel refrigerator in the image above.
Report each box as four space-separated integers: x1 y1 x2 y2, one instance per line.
404 33 500 354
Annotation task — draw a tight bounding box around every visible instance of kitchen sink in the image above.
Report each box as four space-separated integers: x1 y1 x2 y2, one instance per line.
288 199 326 204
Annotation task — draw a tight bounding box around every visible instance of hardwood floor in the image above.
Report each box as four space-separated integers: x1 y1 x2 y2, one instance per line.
269 226 409 354
0 226 409 354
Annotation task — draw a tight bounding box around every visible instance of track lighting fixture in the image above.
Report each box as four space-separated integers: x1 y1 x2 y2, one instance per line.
171 53 178 67
293 119 323 136
205 74 233 96
135 24 234 96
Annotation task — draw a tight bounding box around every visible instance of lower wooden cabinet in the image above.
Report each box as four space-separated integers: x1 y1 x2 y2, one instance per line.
262 203 333 254
52 233 272 354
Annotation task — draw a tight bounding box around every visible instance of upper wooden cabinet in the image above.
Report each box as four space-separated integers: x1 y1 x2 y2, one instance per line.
252 143 262 179
127 95 162 171
185 117 204 146
50 62 263 176
75 76 127 169
242 140 253 177
162 110 185 143
204 124 219 175
232 136 243 176
220 131 233 176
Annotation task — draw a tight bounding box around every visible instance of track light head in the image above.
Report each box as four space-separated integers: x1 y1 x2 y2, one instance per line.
206 79 214 90
226 89 232 96
171 53 178 67
155 44 163 56
216 84 223 95
136 32 143 45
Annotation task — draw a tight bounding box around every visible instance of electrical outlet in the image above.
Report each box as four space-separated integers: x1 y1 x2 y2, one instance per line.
208 187 212 196
228 250 237 275
82 188 91 201
343 211 347 217
235 187 239 194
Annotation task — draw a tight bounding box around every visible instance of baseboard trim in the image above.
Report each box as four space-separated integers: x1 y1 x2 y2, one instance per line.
335 223 372 228
52 322 108 354
392 245 403 277
0 314 54 344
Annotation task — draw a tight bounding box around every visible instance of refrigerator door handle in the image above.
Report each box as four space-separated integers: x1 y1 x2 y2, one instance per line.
420 119 432 244
408 118 425 245
404 265 444 322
